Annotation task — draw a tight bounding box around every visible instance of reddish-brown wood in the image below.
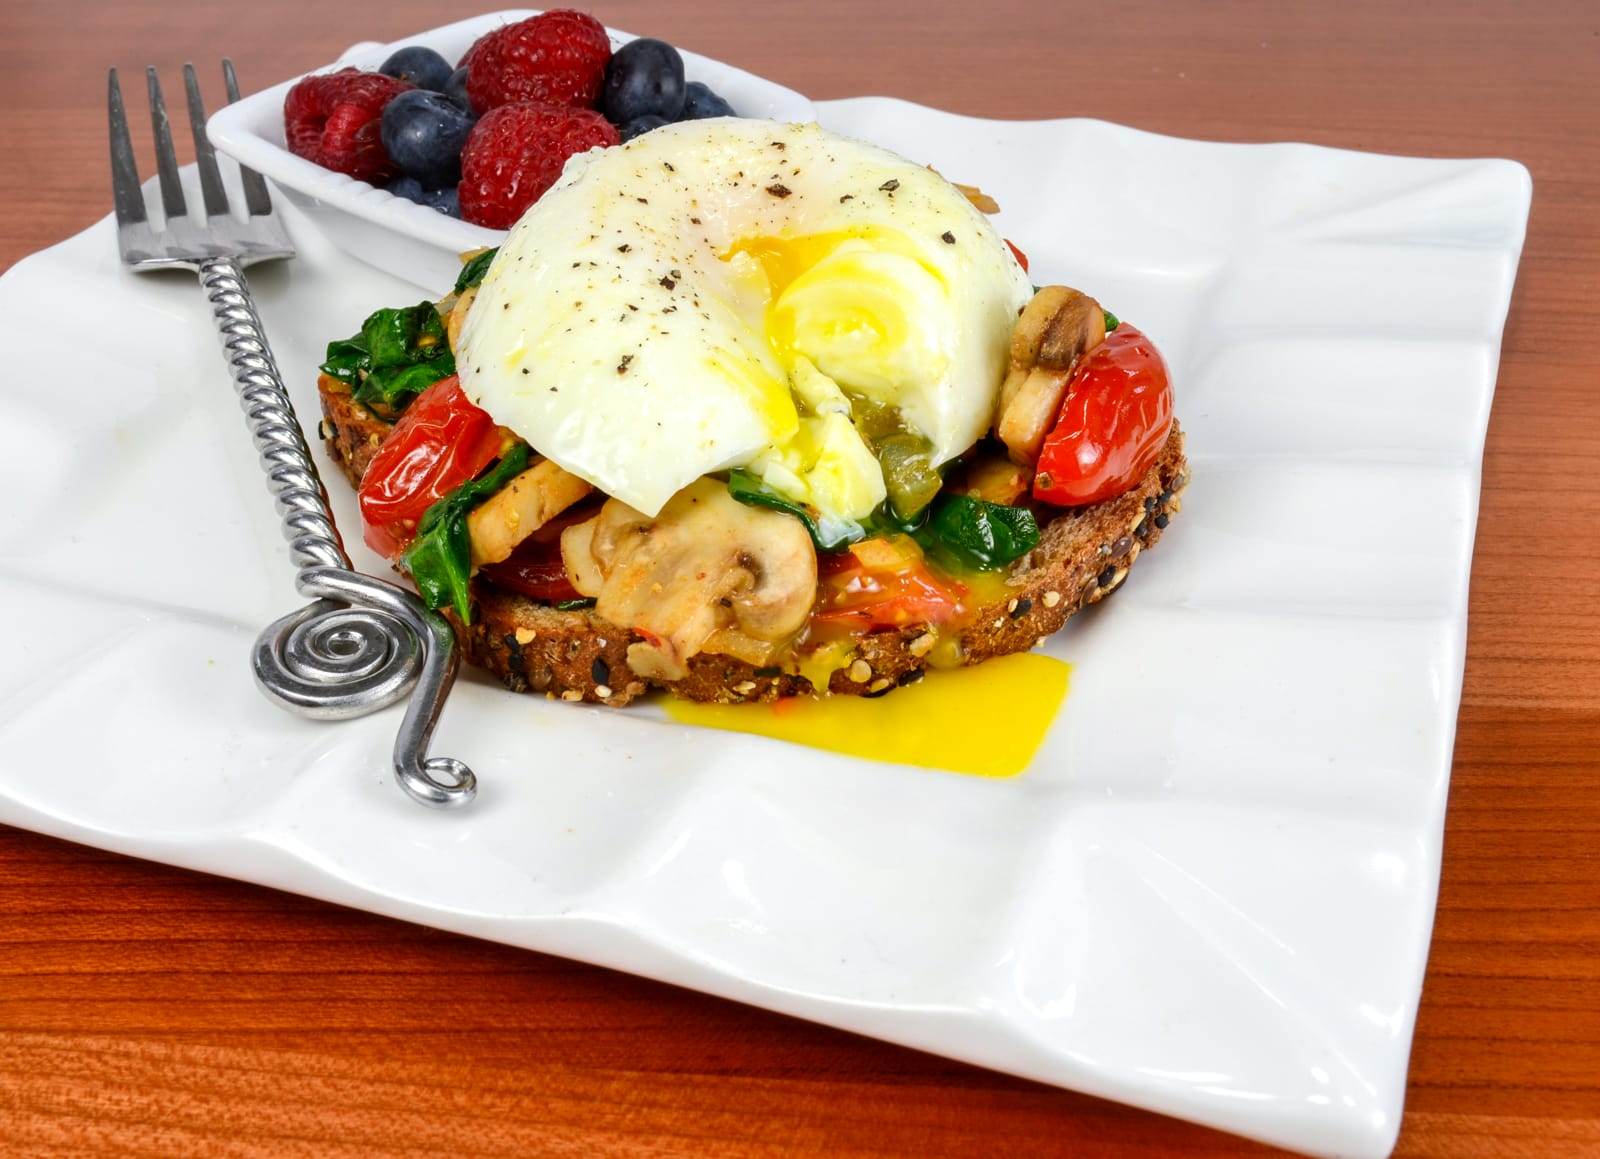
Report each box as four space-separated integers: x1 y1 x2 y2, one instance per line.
1 1 1597 1154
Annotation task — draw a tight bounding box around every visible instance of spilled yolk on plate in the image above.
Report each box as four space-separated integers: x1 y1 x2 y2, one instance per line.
664 652 1070 778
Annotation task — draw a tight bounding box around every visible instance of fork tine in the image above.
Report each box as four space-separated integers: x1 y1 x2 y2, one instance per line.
145 67 187 219
183 63 229 217
222 59 275 217
107 69 146 226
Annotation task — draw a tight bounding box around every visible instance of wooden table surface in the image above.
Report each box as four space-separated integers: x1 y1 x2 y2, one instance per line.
3 1 1597 1154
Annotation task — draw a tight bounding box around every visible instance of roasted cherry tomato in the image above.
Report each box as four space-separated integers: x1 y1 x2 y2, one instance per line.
812 537 966 632
1005 239 1029 273
1033 324 1173 507
358 375 504 558
479 539 580 603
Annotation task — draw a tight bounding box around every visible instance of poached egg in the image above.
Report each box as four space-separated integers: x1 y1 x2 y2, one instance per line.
457 118 1031 527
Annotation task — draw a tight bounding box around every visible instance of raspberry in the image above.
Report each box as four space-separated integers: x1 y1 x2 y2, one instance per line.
284 68 412 183
458 102 619 229
465 10 611 113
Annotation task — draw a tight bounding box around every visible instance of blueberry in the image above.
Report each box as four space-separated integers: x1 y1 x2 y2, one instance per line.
443 66 471 110
378 45 454 92
388 175 426 202
680 82 736 120
380 90 475 186
620 114 670 142
388 176 460 218
420 185 461 218
602 38 686 124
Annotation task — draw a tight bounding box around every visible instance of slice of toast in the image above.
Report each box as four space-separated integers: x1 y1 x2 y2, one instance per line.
317 377 1188 705
316 375 392 483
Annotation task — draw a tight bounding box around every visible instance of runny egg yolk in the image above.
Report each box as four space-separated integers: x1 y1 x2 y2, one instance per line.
719 229 953 524
665 652 1072 778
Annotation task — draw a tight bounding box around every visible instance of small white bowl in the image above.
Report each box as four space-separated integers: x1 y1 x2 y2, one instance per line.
208 10 816 289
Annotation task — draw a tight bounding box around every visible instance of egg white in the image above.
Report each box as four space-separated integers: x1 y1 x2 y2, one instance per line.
457 118 1031 522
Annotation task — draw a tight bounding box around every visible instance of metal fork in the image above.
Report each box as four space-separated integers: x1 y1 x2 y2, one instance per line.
108 62 476 809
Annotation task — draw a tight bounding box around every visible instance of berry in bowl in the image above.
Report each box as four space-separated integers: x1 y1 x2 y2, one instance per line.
207 10 814 288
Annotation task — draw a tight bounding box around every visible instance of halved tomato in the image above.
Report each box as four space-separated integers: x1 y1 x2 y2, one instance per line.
357 375 503 558
1033 324 1173 508
479 539 581 603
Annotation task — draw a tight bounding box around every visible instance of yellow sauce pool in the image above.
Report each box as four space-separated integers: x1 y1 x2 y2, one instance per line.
664 652 1070 778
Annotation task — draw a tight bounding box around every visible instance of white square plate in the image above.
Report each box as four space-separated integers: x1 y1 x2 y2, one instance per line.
0 97 1528 1157
205 10 815 289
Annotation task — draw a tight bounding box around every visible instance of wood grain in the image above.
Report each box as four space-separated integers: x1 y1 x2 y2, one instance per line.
2 1 1597 1154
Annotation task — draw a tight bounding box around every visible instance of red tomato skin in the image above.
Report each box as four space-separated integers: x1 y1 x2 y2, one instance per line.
479 541 581 602
1005 239 1029 273
1033 325 1173 507
812 543 967 632
357 376 502 558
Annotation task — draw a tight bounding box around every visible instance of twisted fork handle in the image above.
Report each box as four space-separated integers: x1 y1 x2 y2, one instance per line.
199 256 476 808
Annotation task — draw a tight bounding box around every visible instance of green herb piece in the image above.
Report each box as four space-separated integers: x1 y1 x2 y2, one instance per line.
363 301 444 365
875 432 942 521
403 515 474 625
358 358 457 408
914 495 1040 572
320 301 455 415
454 247 499 293
402 444 531 623
726 470 862 552
1103 308 1120 332
319 336 369 387
555 597 597 611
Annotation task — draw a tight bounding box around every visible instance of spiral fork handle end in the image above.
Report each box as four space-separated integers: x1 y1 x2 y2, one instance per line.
202 256 477 810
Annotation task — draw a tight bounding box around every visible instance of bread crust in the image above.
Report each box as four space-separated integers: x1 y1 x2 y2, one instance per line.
317 378 1188 706
316 374 391 487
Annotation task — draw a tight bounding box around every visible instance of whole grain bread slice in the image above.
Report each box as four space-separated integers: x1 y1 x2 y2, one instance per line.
316 374 392 486
317 377 1188 706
